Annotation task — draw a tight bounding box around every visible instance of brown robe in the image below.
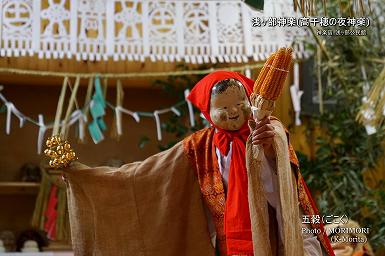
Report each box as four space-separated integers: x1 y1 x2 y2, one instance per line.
64 121 334 256
65 141 214 256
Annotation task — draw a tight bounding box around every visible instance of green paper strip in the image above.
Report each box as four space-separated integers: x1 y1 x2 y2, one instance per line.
94 76 106 108
90 100 105 119
97 118 107 131
88 119 104 144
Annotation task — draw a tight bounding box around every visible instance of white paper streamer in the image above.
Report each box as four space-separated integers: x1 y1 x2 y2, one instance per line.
9 104 25 128
0 92 6 102
78 112 87 141
360 108 377 135
153 107 182 141
49 109 83 130
117 106 140 122
365 125 377 135
184 89 195 127
290 85 304 126
360 65 370 95
37 114 46 154
361 108 375 120
19 117 25 128
294 62 299 86
3 101 24 134
5 102 14 134
115 107 123 136
67 109 82 126
153 110 162 141
290 62 303 126
115 106 140 136
244 68 251 79
170 107 181 116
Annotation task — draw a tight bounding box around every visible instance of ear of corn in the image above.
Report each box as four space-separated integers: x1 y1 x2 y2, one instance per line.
253 47 293 101
254 53 276 95
272 48 292 100
261 48 286 99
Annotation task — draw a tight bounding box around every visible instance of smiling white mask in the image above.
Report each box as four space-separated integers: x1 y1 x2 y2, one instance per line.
209 79 251 131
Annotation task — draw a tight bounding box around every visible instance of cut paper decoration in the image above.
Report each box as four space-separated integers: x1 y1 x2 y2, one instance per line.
0 0 309 62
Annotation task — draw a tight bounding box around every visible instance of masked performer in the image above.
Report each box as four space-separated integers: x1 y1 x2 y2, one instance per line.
60 71 334 256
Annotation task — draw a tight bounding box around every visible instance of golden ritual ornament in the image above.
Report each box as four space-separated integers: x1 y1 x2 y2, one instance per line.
44 135 77 169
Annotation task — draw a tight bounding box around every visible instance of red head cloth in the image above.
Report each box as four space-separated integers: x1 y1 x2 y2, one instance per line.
187 70 255 255
187 70 254 124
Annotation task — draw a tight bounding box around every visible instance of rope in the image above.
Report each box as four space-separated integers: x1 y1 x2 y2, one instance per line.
0 63 264 78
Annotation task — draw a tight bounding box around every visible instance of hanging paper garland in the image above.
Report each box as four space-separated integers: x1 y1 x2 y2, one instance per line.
0 88 196 153
2 65 308 152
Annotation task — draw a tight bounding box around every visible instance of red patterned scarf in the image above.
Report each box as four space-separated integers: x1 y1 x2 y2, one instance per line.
214 123 253 255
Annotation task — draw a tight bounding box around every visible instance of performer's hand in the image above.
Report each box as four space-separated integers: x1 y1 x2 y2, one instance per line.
251 117 276 158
